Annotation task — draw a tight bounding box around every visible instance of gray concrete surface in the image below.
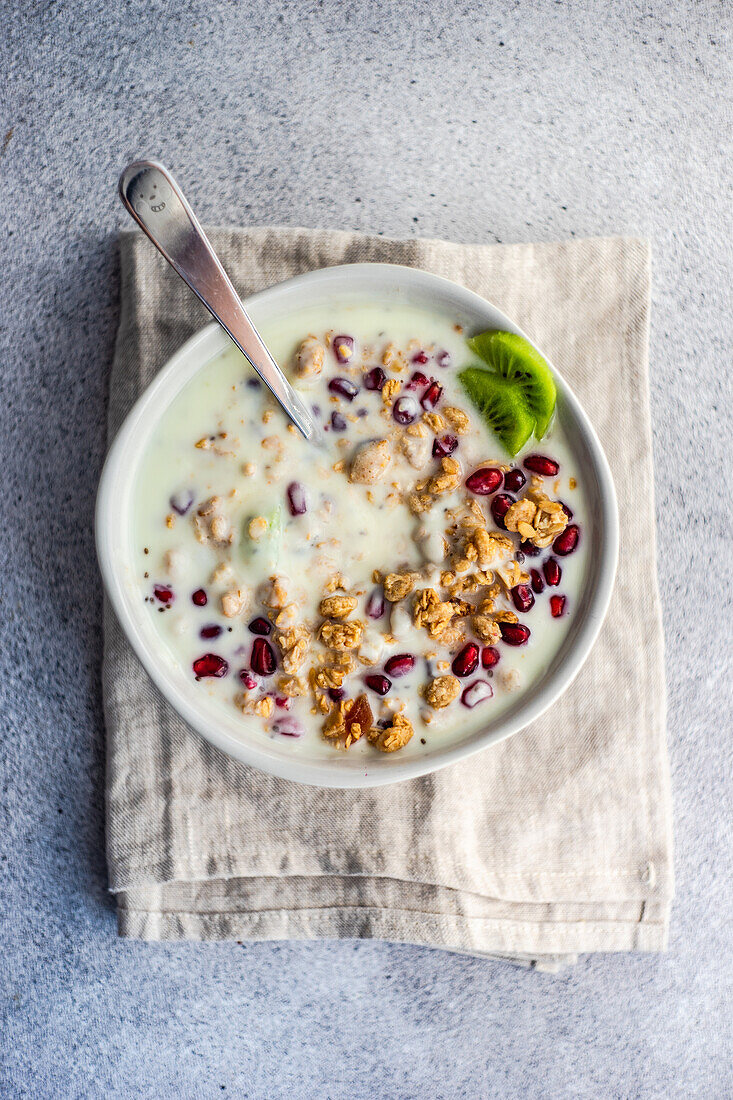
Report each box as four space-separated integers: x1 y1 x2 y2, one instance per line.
2 1 732 1096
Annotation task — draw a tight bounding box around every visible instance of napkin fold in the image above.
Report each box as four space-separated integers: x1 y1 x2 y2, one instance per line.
103 228 672 968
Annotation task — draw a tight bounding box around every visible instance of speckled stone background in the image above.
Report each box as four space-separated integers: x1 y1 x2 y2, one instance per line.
2 1 731 1096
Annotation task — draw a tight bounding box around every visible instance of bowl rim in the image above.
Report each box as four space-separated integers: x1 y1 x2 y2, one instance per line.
96 261 619 788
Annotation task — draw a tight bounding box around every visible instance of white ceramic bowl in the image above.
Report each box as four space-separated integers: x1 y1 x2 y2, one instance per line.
96 263 618 788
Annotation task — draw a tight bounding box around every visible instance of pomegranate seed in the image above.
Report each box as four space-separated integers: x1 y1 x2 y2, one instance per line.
519 540 541 557
332 335 355 363
248 616 272 635
461 681 494 708
452 642 480 677
435 350 451 369
503 468 526 493
328 376 359 400
511 584 535 613
239 670 258 690
364 366 387 390
365 673 392 696
432 434 458 459
530 569 545 594
328 687 345 702
490 493 515 529
193 653 229 678
550 594 567 618
191 588 208 606
169 488 194 515
251 637 276 676
412 350 429 364
331 411 347 431
543 558 562 586
466 467 504 495
523 454 560 477
420 381 443 409
393 395 419 424
366 588 385 619
153 584 174 604
274 695 291 710
200 624 222 639
481 646 500 669
499 622 531 646
272 717 305 738
553 524 580 556
559 500 574 520
286 481 308 515
406 370 430 390
384 654 415 678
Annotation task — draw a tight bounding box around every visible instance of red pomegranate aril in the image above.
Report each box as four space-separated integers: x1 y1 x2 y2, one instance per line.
384 653 415 678
503 468 526 493
490 492 515 529
330 411 347 431
550 594 567 618
406 370 430 390
553 524 580 556
328 687 345 702
286 481 308 516
420 381 443 409
239 670 258 690
274 695 291 710
328 376 359 400
511 584 535 613
169 488 195 515
543 557 562 586
153 584 174 604
452 642 480 678
559 500 574 520
393 395 419 425
191 588 208 606
193 653 229 679
481 646 500 669
272 716 305 737
432 434 458 459
499 622 531 646
251 637 276 676
530 569 545 594
435 350 451 369
466 467 504 495
461 681 494 708
364 366 387 390
248 616 272 635
365 673 392 696
366 588 385 619
519 539 541 557
200 624 223 639
332 335 355 363
412 350 429 364
523 454 560 477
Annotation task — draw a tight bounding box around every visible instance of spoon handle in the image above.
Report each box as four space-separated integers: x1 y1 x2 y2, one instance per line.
118 160 321 443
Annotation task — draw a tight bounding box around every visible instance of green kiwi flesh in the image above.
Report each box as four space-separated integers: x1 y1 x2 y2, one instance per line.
467 330 557 439
458 368 535 457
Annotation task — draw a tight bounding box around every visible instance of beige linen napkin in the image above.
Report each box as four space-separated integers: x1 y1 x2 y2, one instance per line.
103 228 672 968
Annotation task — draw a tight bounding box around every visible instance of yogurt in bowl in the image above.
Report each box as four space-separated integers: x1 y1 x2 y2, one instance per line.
97 264 618 787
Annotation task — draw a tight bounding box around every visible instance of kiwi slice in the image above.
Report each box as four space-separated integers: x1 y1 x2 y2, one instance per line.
467 330 556 438
458 368 535 456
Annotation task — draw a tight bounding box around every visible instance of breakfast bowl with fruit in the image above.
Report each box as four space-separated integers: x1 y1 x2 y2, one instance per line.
96 263 618 787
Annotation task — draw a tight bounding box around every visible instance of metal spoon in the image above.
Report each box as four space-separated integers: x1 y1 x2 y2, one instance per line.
118 160 322 444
